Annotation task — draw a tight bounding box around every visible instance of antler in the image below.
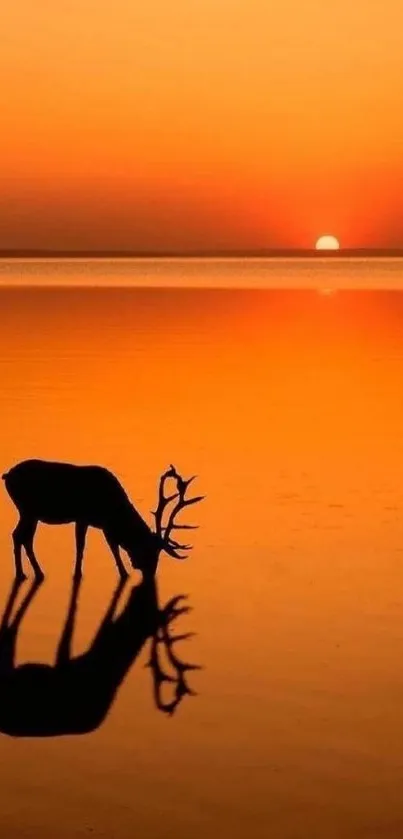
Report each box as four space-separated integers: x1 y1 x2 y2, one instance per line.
153 465 204 559
147 595 200 715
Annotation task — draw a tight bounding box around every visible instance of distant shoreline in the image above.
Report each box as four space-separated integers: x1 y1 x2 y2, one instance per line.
1 249 403 259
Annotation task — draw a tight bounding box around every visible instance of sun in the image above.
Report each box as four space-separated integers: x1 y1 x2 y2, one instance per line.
315 235 340 251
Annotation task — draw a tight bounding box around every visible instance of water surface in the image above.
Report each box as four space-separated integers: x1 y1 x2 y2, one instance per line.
1 266 403 838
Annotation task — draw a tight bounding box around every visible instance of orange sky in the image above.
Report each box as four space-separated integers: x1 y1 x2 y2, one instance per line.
2 1 403 250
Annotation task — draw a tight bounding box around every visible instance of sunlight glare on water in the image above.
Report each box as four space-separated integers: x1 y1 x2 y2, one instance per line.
1 256 403 288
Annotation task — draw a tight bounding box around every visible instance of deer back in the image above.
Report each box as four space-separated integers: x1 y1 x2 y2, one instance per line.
3 459 146 530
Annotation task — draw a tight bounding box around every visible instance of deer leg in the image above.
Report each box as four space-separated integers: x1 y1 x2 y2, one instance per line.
12 518 28 580
90 577 127 649
0 581 21 675
11 577 43 628
22 519 44 581
56 576 82 665
103 529 129 579
0 578 42 675
0 579 24 633
74 522 88 579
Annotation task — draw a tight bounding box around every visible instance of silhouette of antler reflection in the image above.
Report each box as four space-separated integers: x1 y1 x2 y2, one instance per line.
148 595 199 715
0 574 198 737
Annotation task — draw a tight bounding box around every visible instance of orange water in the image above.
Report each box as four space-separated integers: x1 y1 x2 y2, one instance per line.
1 287 403 838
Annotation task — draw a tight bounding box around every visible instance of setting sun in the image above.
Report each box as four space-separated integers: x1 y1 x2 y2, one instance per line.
315 236 340 251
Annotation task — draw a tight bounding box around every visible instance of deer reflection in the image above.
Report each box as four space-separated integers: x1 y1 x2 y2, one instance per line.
0 574 198 737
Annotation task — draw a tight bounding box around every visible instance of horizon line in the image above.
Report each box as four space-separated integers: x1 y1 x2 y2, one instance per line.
1 248 403 260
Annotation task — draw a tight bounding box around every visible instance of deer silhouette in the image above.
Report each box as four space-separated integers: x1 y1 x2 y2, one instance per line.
0 573 199 737
2 461 203 581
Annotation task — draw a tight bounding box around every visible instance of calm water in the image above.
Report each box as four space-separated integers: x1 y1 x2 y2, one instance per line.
1 261 403 838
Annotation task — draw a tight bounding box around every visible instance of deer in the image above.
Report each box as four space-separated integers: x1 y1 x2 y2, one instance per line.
2 460 203 581
0 574 199 737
